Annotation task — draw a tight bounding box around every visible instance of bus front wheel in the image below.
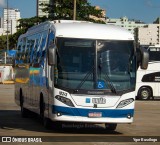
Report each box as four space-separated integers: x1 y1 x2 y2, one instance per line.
40 95 52 129
138 87 152 100
105 123 117 131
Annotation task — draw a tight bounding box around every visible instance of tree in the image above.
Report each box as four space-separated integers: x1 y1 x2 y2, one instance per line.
41 0 105 23
0 35 7 50
9 28 26 49
0 29 26 50
17 16 47 32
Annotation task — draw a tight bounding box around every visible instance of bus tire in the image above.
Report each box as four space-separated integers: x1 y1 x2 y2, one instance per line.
20 90 29 118
40 95 51 129
43 118 52 129
138 87 152 100
52 122 62 130
105 123 117 131
21 104 29 118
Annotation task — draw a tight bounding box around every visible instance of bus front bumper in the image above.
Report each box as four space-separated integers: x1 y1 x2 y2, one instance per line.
50 105 134 123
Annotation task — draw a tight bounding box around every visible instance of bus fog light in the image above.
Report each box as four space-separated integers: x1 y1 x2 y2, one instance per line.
57 112 62 116
127 114 131 119
116 98 134 108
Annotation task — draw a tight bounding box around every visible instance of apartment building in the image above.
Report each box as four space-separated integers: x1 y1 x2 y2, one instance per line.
37 0 51 17
0 18 3 35
0 28 3 35
3 8 21 35
135 24 160 46
0 17 3 28
106 16 145 36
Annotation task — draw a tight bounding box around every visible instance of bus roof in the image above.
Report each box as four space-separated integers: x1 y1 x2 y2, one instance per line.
53 21 134 40
19 20 134 41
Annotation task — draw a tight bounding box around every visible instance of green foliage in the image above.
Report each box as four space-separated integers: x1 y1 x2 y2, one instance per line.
9 28 26 49
42 0 105 23
17 16 47 32
0 35 7 50
0 28 26 50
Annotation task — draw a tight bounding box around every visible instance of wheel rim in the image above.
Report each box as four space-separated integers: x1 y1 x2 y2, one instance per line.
141 90 149 99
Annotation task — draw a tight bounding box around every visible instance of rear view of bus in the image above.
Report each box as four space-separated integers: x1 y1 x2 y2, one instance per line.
15 20 148 131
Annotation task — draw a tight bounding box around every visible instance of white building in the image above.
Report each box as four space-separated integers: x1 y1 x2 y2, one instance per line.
3 8 21 35
0 18 4 35
106 16 145 36
135 24 160 46
37 0 51 17
0 17 3 28
0 28 3 35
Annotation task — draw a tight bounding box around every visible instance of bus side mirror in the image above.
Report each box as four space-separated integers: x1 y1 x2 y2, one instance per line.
48 45 56 66
140 47 149 69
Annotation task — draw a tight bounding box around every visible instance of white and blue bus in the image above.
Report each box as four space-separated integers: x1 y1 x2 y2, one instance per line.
14 20 148 131
136 45 160 100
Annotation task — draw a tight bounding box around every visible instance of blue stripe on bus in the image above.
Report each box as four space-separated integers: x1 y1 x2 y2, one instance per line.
52 105 134 118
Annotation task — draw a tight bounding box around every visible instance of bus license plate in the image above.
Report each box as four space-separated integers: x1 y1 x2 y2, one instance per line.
92 98 106 104
88 112 102 118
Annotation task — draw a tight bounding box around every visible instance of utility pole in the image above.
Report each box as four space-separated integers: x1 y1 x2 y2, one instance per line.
6 0 9 51
73 0 76 20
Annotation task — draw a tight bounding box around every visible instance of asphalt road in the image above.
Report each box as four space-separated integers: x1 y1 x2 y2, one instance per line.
0 84 160 145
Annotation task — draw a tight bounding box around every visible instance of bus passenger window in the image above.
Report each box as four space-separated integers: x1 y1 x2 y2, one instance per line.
48 31 55 46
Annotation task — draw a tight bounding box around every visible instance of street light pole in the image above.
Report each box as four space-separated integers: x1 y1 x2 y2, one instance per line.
73 0 76 20
7 0 9 51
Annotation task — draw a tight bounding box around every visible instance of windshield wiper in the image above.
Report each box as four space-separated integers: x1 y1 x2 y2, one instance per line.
104 72 117 94
98 57 117 94
74 66 94 92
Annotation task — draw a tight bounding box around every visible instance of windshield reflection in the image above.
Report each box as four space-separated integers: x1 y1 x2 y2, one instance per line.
97 40 136 91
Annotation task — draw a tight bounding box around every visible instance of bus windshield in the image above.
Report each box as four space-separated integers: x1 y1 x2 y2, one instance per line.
148 47 160 62
55 38 136 92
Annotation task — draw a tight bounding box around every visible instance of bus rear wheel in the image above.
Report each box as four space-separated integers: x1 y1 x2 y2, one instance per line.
105 123 117 131
21 103 29 118
138 87 152 100
20 90 29 118
40 95 52 129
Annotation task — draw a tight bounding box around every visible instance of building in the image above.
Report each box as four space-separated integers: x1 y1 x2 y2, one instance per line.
0 17 4 35
37 0 52 17
135 24 160 46
3 8 21 35
153 17 160 24
0 28 3 35
0 18 3 35
0 17 4 28
106 16 145 36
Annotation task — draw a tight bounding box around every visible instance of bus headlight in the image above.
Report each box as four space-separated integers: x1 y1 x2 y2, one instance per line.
116 98 134 108
55 95 75 107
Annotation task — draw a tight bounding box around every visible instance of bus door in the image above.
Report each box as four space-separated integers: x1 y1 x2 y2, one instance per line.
47 30 55 117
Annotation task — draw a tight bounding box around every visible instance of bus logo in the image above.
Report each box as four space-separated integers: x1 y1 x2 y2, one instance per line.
92 98 106 104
